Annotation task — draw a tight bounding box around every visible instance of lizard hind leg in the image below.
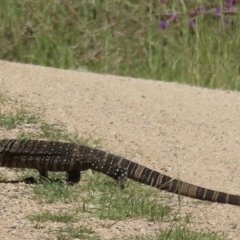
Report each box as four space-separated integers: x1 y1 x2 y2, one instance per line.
39 170 49 180
66 170 81 185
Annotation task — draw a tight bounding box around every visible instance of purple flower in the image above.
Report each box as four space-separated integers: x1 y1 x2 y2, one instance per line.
198 7 207 14
167 14 178 21
226 0 237 7
189 19 196 28
215 6 221 17
159 21 167 29
227 7 236 13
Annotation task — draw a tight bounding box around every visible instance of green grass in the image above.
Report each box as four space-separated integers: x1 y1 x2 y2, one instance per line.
17 120 101 146
82 173 171 221
28 211 78 223
0 104 101 147
0 94 12 104
37 123 101 146
16 122 82 143
0 99 226 239
29 171 224 239
55 225 100 240
114 227 223 240
155 227 224 240
31 171 171 221
32 178 79 204
0 107 39 130
1 1 240 90
0 1 235 238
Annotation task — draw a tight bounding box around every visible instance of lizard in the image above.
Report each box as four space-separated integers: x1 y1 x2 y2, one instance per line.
0 139 239 206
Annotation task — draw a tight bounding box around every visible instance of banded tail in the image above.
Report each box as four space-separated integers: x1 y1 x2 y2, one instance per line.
88 148 240 206
0 139 239 206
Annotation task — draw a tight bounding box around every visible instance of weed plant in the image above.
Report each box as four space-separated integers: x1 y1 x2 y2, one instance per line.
1 0 240 89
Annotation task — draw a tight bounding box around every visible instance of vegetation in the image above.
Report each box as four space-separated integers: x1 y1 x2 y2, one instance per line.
1 0 240 89
0 0 235 238
0 102 224 239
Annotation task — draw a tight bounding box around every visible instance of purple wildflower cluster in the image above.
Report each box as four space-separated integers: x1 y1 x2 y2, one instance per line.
159 0 239 29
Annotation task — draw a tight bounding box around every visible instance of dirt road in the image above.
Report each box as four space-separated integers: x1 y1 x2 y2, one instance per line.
0 60 240 239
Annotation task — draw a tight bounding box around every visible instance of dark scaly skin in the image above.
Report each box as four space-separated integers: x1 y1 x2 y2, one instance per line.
0 139 239 206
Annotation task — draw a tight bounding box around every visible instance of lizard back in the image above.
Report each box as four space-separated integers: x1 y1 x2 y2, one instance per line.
0 139 79 172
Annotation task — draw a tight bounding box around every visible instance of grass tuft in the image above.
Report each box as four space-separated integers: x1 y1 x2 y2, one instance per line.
32 171 171 221
55 225 100 240
32 179 79 204
28 211 77 223
0 108 39 130
155 227 224 240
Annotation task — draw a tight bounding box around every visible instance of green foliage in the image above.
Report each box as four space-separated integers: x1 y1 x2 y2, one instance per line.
83 172 171 221
32 178 79 204
0 94 12 103
113 227 223 240
36 123 101 146
55 225 100 240
38 123 79 142
16 119 101 147
1 1 240 89
0 105 101 146
0 108 39 130
32 171 170 221
28 211 77 223
155 227 223 240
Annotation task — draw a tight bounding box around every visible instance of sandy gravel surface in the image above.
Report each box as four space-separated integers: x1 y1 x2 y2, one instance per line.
1 60 240 239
